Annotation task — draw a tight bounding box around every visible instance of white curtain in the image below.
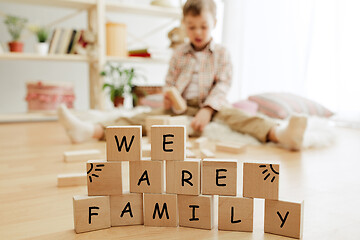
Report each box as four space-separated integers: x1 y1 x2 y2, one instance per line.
222 0 360 114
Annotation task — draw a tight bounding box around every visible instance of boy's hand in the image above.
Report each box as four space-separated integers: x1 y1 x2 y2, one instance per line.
163 92 172 110
191 107 215 132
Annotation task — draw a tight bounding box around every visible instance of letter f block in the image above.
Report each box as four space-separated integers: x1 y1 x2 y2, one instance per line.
106 126 142 161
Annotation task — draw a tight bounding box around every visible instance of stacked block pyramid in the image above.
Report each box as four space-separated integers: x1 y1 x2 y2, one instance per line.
73 124 304 239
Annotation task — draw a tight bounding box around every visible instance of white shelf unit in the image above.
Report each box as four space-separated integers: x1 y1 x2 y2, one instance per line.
0 0 181 109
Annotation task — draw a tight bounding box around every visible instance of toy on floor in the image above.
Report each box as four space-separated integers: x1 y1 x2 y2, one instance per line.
72 125 304 239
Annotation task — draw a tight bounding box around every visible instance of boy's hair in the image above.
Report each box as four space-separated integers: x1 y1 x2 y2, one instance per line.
183 0 216 19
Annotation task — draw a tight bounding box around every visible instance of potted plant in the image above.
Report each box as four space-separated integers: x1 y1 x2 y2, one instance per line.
29 25 50 55
101 63 145 107
4 15 28 52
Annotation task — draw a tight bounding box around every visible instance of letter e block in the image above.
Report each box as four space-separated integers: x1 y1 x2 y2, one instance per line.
87 160 122 196
178 195 214 230
129 160 164 193
243 163 279 200
106 126 142 161
265 199 304 239
201 159 237 196
110 193 143 226
218 196 253 232
144 193 178 227
73 195 110 233
151 125 186 161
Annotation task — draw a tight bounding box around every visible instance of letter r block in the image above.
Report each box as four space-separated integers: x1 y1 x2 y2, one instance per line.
143 193 178 227
73 195 110 233
106 126 142 161
151 125 186 161
201 159 237 196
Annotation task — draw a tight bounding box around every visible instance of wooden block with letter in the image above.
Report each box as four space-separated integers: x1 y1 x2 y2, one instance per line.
87 160 122 196
265 199 304 239
63 149 101 162
73 195 111 233
151 125 186 161
201 159 237 196
218 196 253 232
216 142 246 154
143 193 178 227
165 86 187 113
178 194 214 230
106 126 142 161
243 162 279 200
57 173 87 187
129 160 164 193
110 193 143 226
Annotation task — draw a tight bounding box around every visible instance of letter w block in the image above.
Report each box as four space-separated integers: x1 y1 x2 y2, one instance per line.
106 126 142 161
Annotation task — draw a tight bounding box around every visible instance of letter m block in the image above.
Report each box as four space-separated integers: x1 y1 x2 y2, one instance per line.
106 126 142 161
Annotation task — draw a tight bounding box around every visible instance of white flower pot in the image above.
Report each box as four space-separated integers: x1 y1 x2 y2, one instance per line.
35 42 49 56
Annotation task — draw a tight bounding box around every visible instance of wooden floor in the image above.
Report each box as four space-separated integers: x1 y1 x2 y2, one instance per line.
0 121 360 239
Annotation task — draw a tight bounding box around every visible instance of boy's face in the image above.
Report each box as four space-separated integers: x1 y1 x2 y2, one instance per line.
183 11 216 51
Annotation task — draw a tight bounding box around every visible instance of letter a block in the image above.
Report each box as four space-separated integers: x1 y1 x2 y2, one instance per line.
129 160 164 193
151 125 186 161
265 200 304 239
201 159 237 196
110 193 143 226
144 193 178 227
243 162 279 200
87 160 122 196
178 195 214 230
73 195 110 233
106 126 142 161
218 196 253 232
166 159 201 195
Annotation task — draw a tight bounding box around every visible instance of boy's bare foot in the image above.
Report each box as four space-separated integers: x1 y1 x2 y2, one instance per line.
274 115 308 151
57 104 95 143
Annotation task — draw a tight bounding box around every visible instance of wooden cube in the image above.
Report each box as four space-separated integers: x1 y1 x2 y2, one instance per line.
216 143 246 154
151 125 186 161
243 163 279 200
166 161 176 194
129 160 164 193
106 126 142 161
73 195 111 233
201 159 237 196
178 195 214 230
265 199 304 239
57 173 87 187
143 193 178 227
167 116 188 126
110 193 143 226
145 115 170 129
200 149 215 159
218 196 253 232
186 149 196 158
193 136 208 149
64 149 102 162
87 160 122 196
165 86 187 113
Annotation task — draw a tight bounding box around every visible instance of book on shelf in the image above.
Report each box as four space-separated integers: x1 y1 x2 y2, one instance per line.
48 28 88 55
128 48 151 58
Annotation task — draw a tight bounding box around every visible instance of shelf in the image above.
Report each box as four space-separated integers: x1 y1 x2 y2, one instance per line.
0 0 96 9
106 56 170 64
0 53 91 62
106 1 182 18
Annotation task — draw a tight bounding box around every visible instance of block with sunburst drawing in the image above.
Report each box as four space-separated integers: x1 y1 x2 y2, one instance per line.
87 160 123 196
243 162 279 200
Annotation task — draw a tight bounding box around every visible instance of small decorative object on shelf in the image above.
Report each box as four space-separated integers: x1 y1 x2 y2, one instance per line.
25 81 75 112
106 22 127 57
101 63 146 107
4 14 28 52
28 24 50 55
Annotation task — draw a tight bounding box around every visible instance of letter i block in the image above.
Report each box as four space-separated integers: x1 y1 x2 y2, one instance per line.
143 193 178 227
110 193 143 226
243 162 279 200
106 126 142 161
87 160 122 196
73 195 110 233
218 196 254 232
129 160 164 193
151 125 186 161
201 159 237 196
166 159 201 195
265 200 304 239
177 195 214 230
